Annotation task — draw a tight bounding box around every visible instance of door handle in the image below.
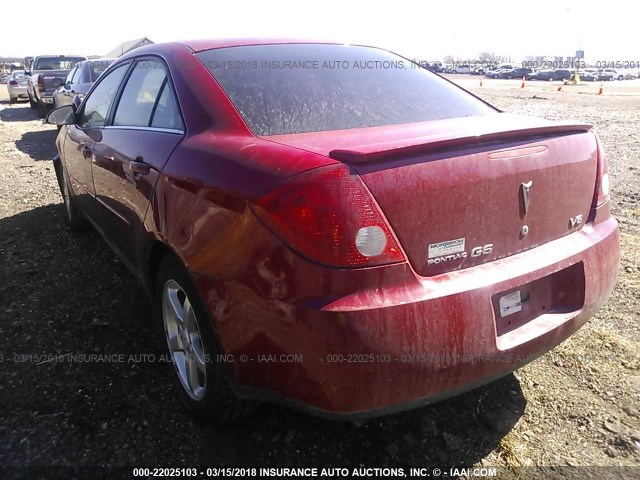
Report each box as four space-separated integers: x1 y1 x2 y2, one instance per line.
129 159 150 175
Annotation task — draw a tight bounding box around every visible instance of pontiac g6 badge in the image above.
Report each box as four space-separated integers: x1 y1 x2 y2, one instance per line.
427 238 493 265
520 180 533 214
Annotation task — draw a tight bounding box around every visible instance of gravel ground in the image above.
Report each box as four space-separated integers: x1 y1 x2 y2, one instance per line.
1 77 639 476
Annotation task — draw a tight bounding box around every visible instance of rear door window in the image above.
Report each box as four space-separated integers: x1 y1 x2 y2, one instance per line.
150 81 183 130
112 59 181 129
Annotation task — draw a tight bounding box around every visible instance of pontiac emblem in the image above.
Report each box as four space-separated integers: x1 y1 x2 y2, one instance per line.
520 181 533 214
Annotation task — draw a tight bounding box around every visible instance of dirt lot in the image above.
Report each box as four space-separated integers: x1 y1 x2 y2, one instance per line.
1 77 639 477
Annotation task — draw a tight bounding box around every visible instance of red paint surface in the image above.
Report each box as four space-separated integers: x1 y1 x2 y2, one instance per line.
59 41 620 416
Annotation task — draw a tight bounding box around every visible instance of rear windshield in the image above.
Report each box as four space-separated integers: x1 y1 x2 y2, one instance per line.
197 44 495 136
34 57 86 70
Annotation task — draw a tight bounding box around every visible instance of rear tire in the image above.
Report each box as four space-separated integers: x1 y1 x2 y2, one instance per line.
155 255 259 424
9 96 17 104
29 92 37 109
54 158 89 231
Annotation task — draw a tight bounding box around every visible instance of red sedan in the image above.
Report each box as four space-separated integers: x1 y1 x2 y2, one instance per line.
47 39 620 423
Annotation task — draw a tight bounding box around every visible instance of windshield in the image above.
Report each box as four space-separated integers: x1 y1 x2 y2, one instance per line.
197 44 495 136
34 57 86 70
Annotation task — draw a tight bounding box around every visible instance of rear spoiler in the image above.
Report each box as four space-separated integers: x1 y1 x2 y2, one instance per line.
329 122 592 163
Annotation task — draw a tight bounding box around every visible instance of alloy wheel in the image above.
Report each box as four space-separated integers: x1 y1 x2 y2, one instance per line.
162 279 207 400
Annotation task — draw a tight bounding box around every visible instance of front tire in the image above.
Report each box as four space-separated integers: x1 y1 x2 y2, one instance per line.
155 255 259 423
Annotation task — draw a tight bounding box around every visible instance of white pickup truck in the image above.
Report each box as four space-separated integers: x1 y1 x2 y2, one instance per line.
25 55 86 117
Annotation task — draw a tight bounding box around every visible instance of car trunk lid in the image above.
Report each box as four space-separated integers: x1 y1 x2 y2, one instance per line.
265 113 598 276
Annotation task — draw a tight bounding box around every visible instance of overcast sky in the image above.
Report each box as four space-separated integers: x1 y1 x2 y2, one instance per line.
1 0 636 62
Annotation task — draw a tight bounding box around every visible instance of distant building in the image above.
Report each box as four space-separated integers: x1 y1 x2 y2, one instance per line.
104 37 154 58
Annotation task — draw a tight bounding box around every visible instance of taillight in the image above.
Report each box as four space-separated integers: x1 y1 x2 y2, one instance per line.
593 133 610 207
252 165 406 268
37 74 45 92
9 80 18 86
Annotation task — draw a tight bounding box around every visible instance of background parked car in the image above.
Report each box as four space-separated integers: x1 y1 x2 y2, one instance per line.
450 64 472 74
486 68 509 78
53 59 115 108
576 69 599 81
529 69 572 81
6 70 29 103
595 69 615 81
499 67 532 79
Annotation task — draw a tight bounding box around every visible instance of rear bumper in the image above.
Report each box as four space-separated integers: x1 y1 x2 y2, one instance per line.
193 215 619 419
8 85 27 97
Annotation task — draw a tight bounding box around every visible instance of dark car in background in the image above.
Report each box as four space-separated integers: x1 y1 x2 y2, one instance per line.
499 67 532 79
46 39 619 424
53 59 115 108
485 68 509 78
529 69 572 81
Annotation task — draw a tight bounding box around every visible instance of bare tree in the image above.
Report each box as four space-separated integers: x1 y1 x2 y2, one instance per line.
443 55 454 65
478 51 504 64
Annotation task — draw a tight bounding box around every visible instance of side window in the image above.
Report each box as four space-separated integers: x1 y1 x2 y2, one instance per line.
150 81 183 130
65 67 77 85
80 64 129 128
113 60 166 127
71 66 82 85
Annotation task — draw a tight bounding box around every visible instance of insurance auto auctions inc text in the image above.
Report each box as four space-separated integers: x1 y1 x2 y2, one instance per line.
250 466 497 477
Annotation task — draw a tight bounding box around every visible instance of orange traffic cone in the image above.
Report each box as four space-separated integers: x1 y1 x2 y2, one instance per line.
598 83 603 95
557 84 563 91
480 76 483 87
520 76 525 88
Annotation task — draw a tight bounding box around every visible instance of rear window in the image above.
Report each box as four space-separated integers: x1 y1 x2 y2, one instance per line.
34 57 86 70
197 44 495 136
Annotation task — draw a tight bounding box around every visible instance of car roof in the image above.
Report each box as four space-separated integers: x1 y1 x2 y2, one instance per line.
177 38 344 52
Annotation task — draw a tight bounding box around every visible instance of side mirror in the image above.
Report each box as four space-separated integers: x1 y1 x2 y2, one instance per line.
46 105 76 126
